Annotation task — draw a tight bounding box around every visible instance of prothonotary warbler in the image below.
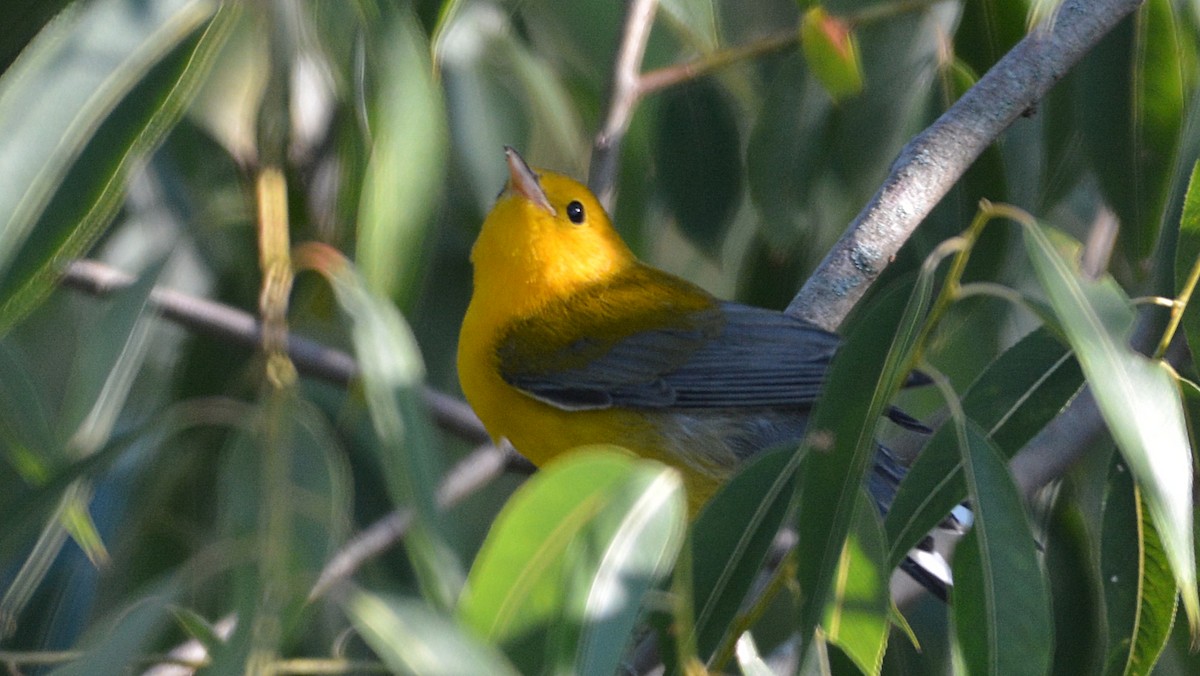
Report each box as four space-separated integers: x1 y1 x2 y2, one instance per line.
457 148 961 598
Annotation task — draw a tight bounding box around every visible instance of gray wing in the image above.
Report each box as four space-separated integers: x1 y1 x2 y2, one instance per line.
501 301 841 411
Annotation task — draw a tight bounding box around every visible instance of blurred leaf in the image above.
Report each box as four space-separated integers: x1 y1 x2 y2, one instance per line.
357 9 447 306
827 9 941 198
1039 68 1086 212
691 446 795 659
799 7 863 102
746 54 831 250
952 0 1029 76
794 273 932 649
1077 0 1187 261
0 0 72 72
659 0 720 53
0 0 235 330
170 605 224 655
208 392 351 671
61 259 166 452
653 79 742 256
345 590 520 676
0 341 59 475
1101 459 1179 676
823 503 889 676
952 422 1052 676
48 581 178 676
311 247 462 610
886 327 1082 567
1175 162 1200 375
438 4 587 212
186 9 269 164
1022 220 1198 639
458 448 685 675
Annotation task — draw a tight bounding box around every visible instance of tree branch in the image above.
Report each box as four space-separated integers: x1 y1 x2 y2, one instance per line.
588 0 659 209
788 0 1145 330
61 259 493 446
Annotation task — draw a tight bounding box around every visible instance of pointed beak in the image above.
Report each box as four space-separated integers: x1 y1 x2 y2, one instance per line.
504 146 555 215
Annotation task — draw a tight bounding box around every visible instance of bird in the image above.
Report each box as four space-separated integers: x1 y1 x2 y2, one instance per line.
457 147 960 599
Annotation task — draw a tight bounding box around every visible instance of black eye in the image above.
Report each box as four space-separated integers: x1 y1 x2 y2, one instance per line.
566 200 585 224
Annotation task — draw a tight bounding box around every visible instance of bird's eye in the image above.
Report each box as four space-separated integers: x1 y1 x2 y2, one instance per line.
566 200 585 224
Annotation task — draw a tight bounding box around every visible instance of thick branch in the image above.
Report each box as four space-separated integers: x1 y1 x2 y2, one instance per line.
788 0 1145 330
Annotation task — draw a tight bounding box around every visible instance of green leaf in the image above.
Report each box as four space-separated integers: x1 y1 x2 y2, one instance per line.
1101 459 1179 676
345 590 520 676
690 446 795 659
1077 0 1187 261
1022 220 1199 640
794 272 933 649
653 79 742 257
952 422 1052 676
357 9 446 305
885 326 1082 568
824 502 889 676
799 7 864 102
1046 487 1105 676
0 0 235 329
458 448 685 675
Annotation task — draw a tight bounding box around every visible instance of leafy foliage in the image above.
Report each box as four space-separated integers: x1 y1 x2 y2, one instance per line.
1 0 1198 674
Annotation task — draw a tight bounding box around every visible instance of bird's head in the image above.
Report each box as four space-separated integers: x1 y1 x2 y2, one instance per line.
470 148 636 302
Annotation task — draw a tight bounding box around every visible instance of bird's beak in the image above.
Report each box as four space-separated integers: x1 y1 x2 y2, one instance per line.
504 146 556 215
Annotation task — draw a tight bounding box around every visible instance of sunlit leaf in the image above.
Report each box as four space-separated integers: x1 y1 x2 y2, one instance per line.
458 448 685 675
824 503 889 676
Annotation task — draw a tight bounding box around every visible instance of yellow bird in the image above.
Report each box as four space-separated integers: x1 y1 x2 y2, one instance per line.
457 148 955 597
457 147 917 511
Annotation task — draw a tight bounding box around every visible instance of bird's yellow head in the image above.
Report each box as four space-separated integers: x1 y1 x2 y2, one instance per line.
469 148 636 312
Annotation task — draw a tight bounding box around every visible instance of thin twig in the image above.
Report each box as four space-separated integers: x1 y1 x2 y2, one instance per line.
309 442 523 599
588 0 659 209
636 31 797 97
788 0 1145 330
60 259 490 444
